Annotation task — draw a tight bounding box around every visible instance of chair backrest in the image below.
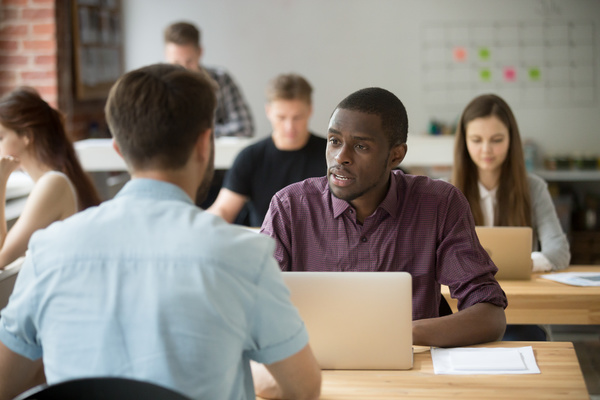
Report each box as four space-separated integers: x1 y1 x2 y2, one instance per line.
13 377 191 400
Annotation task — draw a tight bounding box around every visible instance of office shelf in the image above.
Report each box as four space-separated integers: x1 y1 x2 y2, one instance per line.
534 170 600 182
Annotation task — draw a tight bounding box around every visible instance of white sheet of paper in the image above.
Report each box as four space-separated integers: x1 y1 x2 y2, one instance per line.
431 346 540 375
450 348 526 370
541 272 600 287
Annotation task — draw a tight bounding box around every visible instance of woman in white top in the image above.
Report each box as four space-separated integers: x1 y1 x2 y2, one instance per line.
0 87 101 268
452 94 570 272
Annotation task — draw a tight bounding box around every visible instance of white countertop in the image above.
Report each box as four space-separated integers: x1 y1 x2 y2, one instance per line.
74 137 255 172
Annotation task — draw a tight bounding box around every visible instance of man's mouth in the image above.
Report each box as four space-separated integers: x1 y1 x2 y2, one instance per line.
333 173 351 180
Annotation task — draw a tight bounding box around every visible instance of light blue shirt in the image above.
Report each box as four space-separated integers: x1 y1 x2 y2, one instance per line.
0 179 308 399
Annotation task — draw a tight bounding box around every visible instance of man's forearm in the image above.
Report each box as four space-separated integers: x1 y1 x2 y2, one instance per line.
413 303 506 347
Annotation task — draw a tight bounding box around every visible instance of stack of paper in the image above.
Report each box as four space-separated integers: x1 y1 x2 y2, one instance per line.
431 346 540 375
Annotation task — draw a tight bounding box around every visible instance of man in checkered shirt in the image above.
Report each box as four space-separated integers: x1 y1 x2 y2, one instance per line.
164 21 254 138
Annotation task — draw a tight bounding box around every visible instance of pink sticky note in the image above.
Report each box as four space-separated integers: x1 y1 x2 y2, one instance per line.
453 47 467 62
504 67 516 82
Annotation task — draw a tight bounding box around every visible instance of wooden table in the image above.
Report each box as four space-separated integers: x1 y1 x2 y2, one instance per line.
442 266 600 325
256 342 587 400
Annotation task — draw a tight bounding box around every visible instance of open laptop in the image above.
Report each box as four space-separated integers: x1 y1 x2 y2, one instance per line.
282 271 413 370
475 226 533 280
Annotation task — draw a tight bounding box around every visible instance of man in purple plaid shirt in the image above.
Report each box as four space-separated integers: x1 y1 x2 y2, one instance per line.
261 87 507 348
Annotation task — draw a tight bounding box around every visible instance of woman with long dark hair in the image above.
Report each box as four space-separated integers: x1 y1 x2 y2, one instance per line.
0 87 101 268
452 93 570 272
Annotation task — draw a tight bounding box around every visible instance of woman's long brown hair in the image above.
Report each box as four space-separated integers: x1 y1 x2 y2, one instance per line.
452 94 531 227
0 87 101 210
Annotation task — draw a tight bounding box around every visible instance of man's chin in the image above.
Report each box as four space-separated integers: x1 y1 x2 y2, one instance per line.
328 182 353 202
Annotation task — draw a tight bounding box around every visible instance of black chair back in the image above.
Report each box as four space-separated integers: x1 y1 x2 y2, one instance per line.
13 377 191 400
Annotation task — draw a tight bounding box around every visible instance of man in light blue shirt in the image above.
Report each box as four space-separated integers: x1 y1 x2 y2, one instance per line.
0 64 321 400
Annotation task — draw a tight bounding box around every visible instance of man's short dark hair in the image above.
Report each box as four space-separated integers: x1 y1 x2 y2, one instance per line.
336 87 408 147
164 21 201 48
105 63 217 170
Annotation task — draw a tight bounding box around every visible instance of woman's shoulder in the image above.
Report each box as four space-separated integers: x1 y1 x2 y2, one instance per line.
36 171 72 191
30 171 77 212
526 172 549 192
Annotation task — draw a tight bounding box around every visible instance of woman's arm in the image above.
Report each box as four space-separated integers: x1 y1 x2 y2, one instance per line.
529 174 571 271
0 173 76 268
0 157 21 261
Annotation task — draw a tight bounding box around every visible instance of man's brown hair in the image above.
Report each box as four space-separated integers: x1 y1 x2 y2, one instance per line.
105 63 216 170
266 73 313 105
164 21 201 48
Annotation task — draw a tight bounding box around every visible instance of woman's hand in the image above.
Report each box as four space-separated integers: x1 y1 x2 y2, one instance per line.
0 156 20 183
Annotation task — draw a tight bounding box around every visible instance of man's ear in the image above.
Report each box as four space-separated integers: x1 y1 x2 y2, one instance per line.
112 138 123 158
389 143 407 169
194 128 213 163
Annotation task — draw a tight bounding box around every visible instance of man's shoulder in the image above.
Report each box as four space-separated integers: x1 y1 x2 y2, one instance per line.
394 171 456 197
276 176 328 199
234 137 272 161
204 65 233 83
29 198 276 273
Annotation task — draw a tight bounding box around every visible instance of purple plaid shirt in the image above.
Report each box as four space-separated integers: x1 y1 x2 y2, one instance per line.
261 170 507 320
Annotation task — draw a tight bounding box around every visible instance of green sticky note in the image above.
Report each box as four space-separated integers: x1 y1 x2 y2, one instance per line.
529 67 541 81
480 68 491 82
479 47 490 61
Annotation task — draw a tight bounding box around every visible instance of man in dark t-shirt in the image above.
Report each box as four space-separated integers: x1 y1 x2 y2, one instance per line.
208 74 326 226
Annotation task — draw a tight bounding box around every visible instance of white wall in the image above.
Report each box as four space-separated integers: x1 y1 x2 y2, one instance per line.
122 0 600 159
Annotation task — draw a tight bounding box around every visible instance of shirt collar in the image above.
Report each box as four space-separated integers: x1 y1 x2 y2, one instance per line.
116 178 194 205
478 181 498 200
329 171 399 219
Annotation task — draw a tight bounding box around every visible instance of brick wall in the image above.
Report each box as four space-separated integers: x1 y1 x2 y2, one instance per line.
0 0 58 107
0 0 108 141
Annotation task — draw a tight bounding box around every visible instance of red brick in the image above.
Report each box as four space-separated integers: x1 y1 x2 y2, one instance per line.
2 0 28 5
32 23 55 36
35 85 58 98
0 54 29 66
0 70 17 82
32 0 55 3
22 8 54 21
20 70 56 80
0 9 19 22
0 25 28 37
0 85 18 97
23 40 56 50
0 40 18 51
34 54 56 65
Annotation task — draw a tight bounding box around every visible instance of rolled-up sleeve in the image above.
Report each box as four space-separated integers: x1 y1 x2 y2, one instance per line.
436 187 508 311
0 253 43 360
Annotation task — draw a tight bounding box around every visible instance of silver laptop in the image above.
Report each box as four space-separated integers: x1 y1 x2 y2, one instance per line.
282 271 413 370
475 227 533 280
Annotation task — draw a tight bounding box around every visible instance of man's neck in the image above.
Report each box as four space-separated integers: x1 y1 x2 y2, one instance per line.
131 170 197 201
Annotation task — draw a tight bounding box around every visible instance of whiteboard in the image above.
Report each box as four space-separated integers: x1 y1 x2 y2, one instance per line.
122 0 600 158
